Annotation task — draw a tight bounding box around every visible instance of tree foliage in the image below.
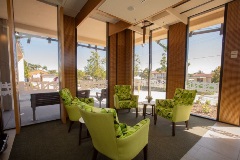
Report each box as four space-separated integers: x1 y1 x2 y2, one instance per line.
24 60 29 79
140 68 149 80
134 54 141 76
212 66 221 83
84 51 106 80
77 70 85 80
156 40 167 72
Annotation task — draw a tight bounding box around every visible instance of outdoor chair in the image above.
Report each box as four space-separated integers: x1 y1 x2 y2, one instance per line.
77 90 90 98
79 105 150 160
114 85 139 117
154 88 197 136
96 88 107 108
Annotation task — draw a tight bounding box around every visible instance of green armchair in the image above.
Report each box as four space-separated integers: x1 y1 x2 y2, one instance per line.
59 88 94 132
79 105 150 160
114 85 139 117
154 88 197 136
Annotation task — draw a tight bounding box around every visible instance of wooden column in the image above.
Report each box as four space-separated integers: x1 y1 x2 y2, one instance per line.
108 29 134 108
219 0 240 126
6 0 20 133
167 22 187 98
63 15 77 97
57 6 66 123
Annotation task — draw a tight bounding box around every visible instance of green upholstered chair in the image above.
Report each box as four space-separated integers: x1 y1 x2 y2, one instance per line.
59 88 94 132
114 85 139 117
79 105 150 160
154 88 197 136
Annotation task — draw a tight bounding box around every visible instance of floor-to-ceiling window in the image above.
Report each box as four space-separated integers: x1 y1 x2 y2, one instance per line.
186 7 225 119
134 33 149 102
14 0 59 126
134 28 168 102
0 0 16 130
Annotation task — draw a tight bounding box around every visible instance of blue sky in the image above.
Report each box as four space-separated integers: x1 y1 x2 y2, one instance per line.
20 24 223 74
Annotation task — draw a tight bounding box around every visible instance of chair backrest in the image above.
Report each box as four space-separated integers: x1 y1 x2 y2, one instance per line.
114 85 131 100
59 88 73 105
77 90 90 98
173 88 197 105
79 109 118 159
100 89 107 99
59 88 81 121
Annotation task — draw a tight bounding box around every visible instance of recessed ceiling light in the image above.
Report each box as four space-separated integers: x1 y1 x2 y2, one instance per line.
127 6 135 11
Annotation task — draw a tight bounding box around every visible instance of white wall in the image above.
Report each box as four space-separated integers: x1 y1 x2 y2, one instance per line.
18 58 24 82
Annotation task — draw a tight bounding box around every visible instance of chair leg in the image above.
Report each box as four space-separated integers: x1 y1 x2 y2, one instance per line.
185 121 189 130
128 108 131 113
172 122 175 136
143 144 148 160
79 122 82 145
92 147 98 160
136 107 138 118
68 121 74 133
154 114 157 125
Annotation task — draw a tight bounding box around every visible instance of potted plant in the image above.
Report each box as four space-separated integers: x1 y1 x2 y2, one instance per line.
145 95 153 103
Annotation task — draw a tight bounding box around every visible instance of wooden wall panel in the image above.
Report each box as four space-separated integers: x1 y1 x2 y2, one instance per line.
125 30 133 86
64 15 76 97
167 22 187 98
108 29 134 108
219 0 240 126
117 31 126 84
108 34 117 108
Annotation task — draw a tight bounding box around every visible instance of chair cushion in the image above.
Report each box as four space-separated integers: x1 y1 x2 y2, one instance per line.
118 100 136 109
115 85 131 100
156 106 173 120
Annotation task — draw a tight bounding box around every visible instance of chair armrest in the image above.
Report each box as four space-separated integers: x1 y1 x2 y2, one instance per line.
172 104 193 122
131 95 139 102
65 104 81 121
117 119 150 159
155 99 174 108
114 94 119 109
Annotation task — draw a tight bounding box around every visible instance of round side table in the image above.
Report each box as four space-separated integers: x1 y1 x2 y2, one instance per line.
142 101 155 119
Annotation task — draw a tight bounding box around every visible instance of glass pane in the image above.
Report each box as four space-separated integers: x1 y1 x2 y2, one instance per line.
134 33 149 102
186 7 224 119
0 0 16 129
77 44 107 107
151 36 167 100
14 0 59 126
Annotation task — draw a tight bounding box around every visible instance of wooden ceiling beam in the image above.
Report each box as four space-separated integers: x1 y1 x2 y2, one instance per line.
75 0 106 28
166 8 188 24
109 21 132 36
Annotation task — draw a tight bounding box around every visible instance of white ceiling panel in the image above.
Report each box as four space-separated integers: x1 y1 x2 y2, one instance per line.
154 14 179 27
98 0 182 24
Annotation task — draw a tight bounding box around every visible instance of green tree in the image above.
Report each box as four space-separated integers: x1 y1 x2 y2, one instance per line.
84 51 106 80
77 70 85 80
134 54 141 76
42 65 48 71
48 70 58 75
140 68 149 80
160 53 167 72
196 70 204 74
24 60 29 79
212 66 221 83
156 40 167 72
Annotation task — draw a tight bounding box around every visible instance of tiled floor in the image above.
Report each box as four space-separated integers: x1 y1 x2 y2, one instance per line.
181 122 240 160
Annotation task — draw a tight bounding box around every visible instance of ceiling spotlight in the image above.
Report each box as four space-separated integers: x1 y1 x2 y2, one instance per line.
127 6 135 11
47 38 51 44
27 38 31 44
